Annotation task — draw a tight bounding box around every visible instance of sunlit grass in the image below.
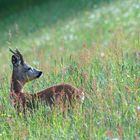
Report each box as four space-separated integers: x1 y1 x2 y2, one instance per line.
0 0 140 139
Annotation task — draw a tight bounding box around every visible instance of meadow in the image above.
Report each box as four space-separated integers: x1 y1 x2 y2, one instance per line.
0 0 140 139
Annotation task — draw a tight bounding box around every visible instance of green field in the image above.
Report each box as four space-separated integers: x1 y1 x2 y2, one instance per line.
0 0 140 139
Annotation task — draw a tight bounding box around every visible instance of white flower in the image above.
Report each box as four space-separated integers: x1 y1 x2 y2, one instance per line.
137 106 140 111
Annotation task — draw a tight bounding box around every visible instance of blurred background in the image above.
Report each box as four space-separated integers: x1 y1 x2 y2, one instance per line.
0 0 140 86
0 0 139 71
0 0 140 90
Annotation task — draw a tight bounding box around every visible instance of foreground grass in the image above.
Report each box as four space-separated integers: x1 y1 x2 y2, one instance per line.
0 0 140 139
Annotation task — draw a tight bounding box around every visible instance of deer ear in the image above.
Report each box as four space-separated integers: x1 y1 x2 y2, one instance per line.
12 55 20 66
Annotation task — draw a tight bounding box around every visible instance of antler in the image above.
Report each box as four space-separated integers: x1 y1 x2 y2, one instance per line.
9 48 24 64
9 48 17 56
15 49 24 64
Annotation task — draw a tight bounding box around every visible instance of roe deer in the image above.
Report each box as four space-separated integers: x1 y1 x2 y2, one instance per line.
10 49 84 114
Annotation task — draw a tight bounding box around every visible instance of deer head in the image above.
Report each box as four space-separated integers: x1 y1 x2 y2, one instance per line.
10 49 42 84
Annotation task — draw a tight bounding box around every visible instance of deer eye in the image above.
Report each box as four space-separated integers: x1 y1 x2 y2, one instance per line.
27 67 31 71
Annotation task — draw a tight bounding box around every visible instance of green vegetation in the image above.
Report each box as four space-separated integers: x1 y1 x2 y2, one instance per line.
0 0 140 139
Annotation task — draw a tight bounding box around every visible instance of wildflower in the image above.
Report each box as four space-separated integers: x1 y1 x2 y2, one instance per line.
136 106 140 118
137 106 140 112
19 112 22 117
7 114 12 117
100 52 105 58
126 74 130 78
112 138 119 140
1 113 6 117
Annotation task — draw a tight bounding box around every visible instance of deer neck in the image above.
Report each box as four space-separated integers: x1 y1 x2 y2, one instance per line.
10 73 24 94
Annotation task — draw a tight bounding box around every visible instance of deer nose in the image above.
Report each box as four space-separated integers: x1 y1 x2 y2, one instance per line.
37 71 43 78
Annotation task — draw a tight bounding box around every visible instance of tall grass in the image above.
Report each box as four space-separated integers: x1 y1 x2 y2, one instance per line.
0 0 140 139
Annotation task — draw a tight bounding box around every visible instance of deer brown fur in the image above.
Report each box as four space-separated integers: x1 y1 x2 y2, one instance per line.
10 49 84 114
